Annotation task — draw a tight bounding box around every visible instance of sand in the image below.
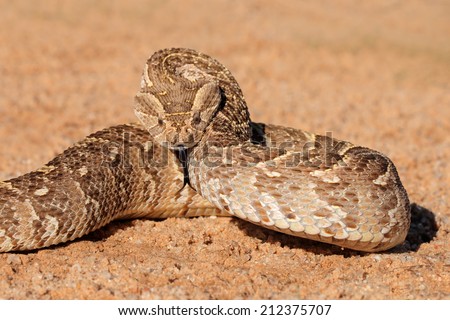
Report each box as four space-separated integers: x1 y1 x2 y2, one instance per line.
0 0 448 299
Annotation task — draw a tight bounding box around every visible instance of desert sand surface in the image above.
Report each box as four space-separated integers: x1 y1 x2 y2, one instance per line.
0 0 448 299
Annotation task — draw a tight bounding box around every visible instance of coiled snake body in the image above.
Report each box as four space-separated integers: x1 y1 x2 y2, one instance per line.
0 48 410 252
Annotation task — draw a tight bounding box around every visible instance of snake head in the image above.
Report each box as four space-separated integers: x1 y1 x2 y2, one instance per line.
134 76 222 150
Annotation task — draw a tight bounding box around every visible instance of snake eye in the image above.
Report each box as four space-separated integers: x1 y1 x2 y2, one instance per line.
157 118 164 126
192 112 201 125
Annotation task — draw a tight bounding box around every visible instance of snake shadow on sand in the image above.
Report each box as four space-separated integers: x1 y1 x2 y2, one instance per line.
79 202 437 256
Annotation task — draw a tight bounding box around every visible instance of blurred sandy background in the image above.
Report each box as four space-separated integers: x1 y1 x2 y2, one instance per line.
0 0 448 299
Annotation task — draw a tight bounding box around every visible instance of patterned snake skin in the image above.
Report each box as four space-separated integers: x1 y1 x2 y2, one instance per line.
0 48 410 252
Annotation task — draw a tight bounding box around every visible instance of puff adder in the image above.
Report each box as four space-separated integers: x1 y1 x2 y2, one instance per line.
0 48 410 252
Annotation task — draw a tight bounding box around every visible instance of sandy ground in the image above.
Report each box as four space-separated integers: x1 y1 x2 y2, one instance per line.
0 0 449 299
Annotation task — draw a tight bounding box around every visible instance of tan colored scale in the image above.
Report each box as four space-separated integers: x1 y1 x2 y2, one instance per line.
0 48 410 252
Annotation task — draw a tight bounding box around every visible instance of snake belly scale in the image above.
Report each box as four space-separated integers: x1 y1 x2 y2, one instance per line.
0 48 410 253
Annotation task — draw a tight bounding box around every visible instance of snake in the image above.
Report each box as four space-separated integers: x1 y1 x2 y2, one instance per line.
0 48 410 253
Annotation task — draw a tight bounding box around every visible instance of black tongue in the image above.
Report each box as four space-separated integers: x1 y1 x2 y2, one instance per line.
176 145 192 190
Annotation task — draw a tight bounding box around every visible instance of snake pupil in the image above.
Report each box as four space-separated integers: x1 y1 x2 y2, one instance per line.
192 112 201 125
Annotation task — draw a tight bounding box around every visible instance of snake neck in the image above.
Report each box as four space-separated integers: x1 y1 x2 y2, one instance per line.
210 96 251 142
